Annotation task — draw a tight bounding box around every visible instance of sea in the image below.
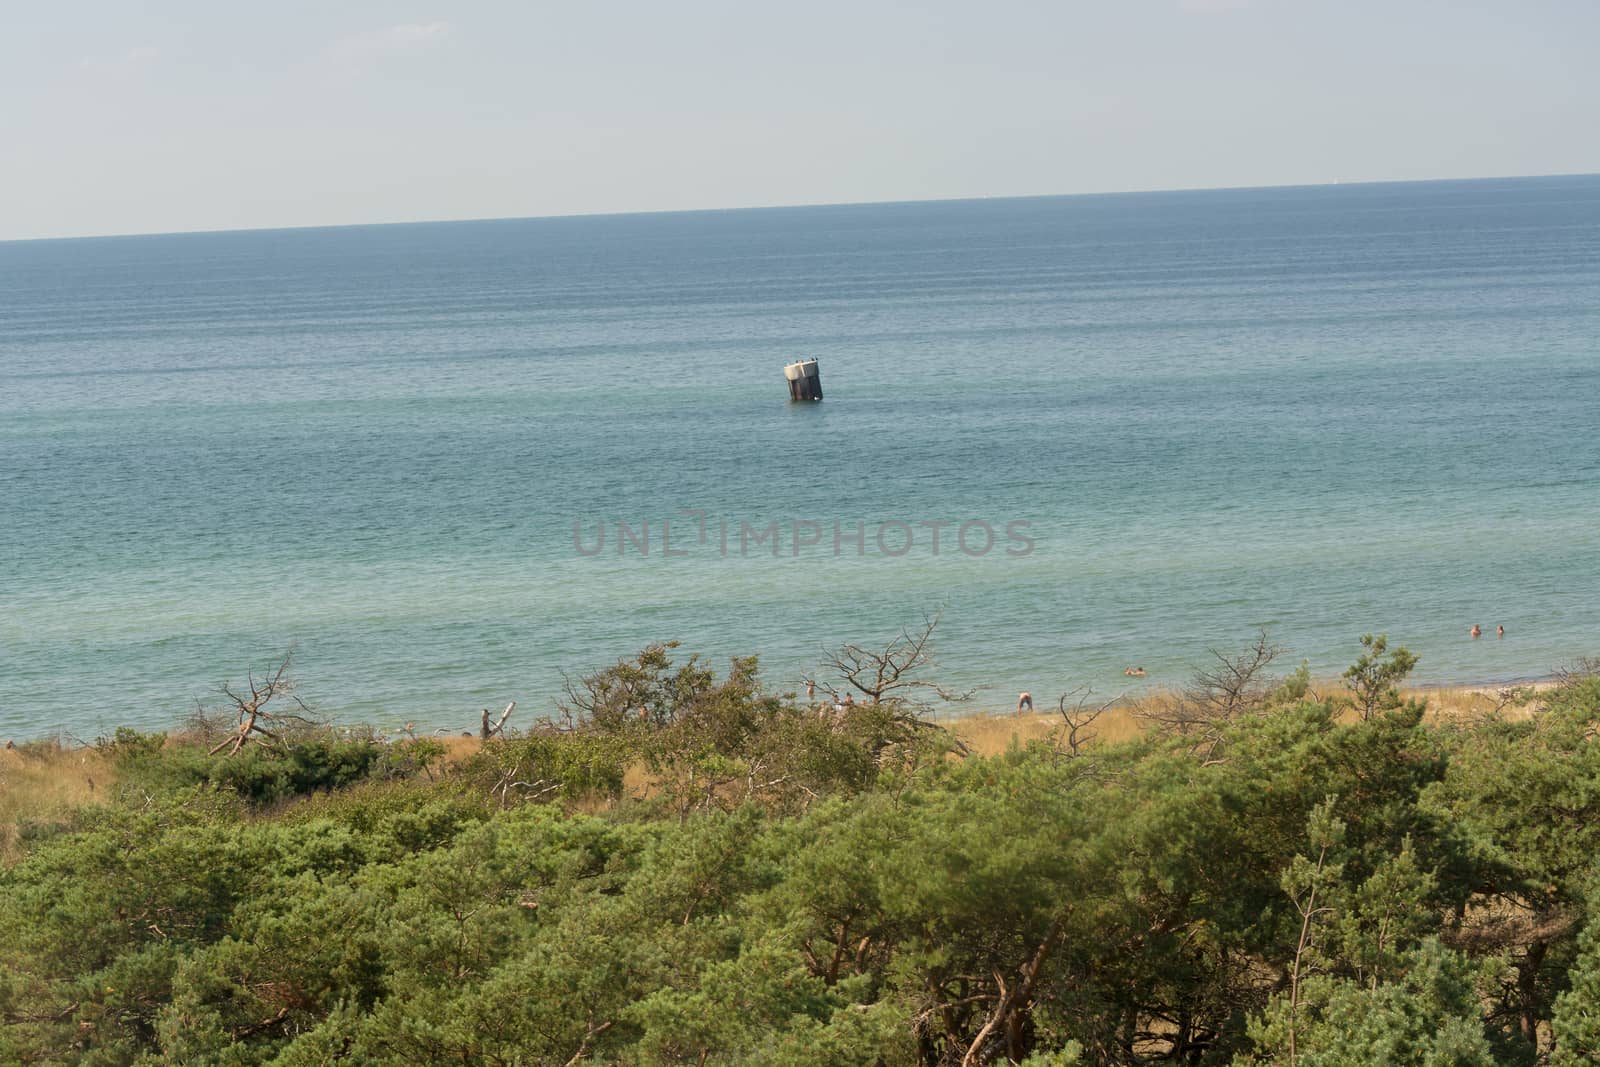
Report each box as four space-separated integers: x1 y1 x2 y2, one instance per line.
3 176 1599 740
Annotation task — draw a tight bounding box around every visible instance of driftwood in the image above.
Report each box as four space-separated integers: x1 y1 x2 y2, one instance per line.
490 762 561 808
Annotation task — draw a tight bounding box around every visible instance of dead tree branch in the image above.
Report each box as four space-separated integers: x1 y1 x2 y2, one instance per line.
1136 631 1285 757
480 701 516 741
206 650 315 757
1054 686 1111 759
816 607 973 705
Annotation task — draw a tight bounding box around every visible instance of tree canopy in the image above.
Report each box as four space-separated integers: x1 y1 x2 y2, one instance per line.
3 639 1599 1065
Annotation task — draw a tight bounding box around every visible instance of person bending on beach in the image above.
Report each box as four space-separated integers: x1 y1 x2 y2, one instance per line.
1017 692 1033 714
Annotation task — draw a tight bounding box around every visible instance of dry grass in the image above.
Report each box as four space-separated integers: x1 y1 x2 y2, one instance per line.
1407 683 1548 723
0 741 118 863
952 704 1147 757
433 733 488 765
950 681 1552 757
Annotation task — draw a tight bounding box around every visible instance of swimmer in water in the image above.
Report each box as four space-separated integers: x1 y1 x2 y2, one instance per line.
1497 624 1505 638
1470 624 1482 639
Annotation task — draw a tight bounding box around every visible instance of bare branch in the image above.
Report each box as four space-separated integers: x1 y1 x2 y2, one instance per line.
816 607 972 706
203 648 310 757
1554 656 1600 685
1137 631 1286 756
1053 686 1112 759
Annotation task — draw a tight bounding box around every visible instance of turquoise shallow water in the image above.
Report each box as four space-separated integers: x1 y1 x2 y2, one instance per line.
3 176 1599 738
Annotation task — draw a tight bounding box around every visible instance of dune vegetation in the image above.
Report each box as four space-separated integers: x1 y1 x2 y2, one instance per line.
3 631 1600 1065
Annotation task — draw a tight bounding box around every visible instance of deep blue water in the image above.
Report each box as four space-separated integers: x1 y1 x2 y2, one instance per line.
3 176 1599 738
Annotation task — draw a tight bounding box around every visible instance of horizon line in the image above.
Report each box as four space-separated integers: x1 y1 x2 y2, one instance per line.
6 169 1598 247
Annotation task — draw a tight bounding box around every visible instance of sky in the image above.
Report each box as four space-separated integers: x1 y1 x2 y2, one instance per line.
3 0 1598 240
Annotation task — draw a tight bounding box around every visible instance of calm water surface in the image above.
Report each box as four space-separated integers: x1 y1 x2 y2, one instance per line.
3 176 1599 737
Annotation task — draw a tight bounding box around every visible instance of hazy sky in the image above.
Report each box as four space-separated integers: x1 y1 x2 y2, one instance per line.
4 1 1597 240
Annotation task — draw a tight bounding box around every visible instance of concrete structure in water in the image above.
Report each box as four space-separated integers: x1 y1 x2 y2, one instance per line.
784 359 822 401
